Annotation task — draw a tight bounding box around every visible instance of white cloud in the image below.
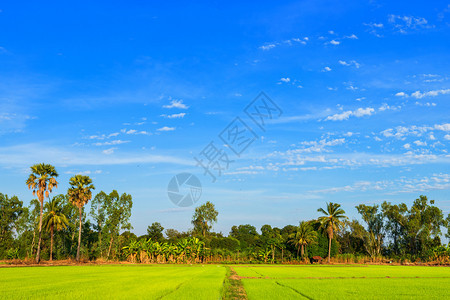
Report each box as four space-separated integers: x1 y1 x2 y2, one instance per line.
435 123 450 131
364 23 384 37
379 103 400 111
411 89 450 99
323 66 332 72
353 107 374 117
0 143 193 166
161 113 186 119
280 77 290 83
157 126 176 131
395 92 408 97
444 134 450 140
325 111 353 121
292 38 306 45
102 147 117 155
259 44 276 50
413 140 427 146
339 60 360 68
388 14 433 33
310 173 450 194
325 107 374 121
345 34 358 39
87 132 120 140
329 40 340 45
403 143 411 149
64 170 102 175
163 99 189 109
94 140 130 146
121 129 150 135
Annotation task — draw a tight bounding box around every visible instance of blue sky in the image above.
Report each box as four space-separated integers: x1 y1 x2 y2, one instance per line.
0 1 449 236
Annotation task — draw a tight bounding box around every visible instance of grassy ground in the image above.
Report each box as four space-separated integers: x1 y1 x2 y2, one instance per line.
1 264 449 299
0 265 225 299
234 265 450 299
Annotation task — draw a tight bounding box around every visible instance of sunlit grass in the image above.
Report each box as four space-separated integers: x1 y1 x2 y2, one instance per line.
236 265 450 299
0 265 225 299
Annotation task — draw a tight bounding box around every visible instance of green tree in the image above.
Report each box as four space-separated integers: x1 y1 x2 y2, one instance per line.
147 222 164 242
356 204 384 257
382 196 445 256
102 190 133 259
317 202 347 263
26 163 58 263
288 221 317 258
43 196 69 261
229 224 259 250
191 201 218 237
90 191 108 257
68 175 95 262
0 194 24 258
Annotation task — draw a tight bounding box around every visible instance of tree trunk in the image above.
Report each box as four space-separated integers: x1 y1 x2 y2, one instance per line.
35 201 43 263
301 244 304 258
297 245 300 258
328 235 331 263
98 225 102 258
107 234 114 259
50 225 54 261
76 206 82 262
30 227 36 258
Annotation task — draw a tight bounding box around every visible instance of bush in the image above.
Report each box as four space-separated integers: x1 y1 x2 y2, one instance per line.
6 248 19 259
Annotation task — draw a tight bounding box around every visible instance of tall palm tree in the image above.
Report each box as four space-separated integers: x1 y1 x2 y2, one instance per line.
317 202 347 263
26 163 59 263
43 197 69 261
67 175 95 262
289 221 317 258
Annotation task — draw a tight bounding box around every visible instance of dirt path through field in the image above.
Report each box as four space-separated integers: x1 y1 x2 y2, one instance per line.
223 267 248 300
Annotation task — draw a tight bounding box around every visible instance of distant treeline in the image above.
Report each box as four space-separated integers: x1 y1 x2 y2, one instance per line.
1 163 450 264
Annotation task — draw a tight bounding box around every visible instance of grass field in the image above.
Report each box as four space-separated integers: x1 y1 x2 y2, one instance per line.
1 264 449 299
234 265 450 299
0 265 225 299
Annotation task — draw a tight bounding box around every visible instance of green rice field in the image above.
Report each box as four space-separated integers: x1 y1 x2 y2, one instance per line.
1 264 449 299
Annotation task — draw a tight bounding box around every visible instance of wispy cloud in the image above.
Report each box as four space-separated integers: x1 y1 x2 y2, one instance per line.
325 107 374 121
259 44 276 50
388 14 433 33
163 99 189 109
93 140 130 146
0 143 192 166
157 126 176 131
102 147 117 155
395 89 450 98
338 60 360 68
160 113 186 119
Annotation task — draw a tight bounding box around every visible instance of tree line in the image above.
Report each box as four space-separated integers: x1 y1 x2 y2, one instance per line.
1 163 450 264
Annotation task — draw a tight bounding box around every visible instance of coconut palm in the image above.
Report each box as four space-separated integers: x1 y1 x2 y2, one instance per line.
67 175 95 262
317 202 347 263
43 197 69 261
289 221 317 258
26 163 59 263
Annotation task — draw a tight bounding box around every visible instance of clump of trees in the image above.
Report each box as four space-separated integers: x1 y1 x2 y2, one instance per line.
1 163 450 264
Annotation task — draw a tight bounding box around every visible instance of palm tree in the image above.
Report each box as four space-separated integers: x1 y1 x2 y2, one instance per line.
289 221 317 258
317 202 347 263
67 175 95 262
26 163 59 263
43 197 69 261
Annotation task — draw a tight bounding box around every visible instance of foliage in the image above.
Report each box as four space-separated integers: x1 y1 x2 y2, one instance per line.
26 163 59 263
68 175 95 262
191 201 218 237
317 202 347 262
